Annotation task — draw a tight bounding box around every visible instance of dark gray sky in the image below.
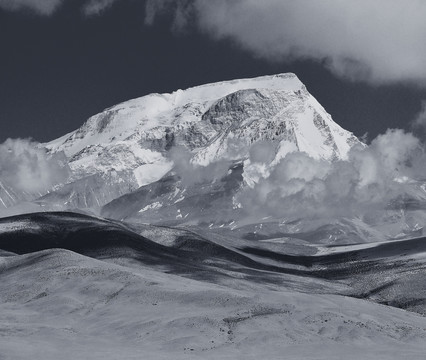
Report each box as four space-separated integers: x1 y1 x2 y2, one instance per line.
1 0 425 143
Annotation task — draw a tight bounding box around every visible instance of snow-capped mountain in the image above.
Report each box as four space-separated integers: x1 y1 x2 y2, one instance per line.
47 73 358 169
38 73 359 211
3 73 425 243
46 74 356 162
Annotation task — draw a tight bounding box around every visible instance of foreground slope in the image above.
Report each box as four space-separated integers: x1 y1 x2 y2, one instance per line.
2 212 426 359
3 249 426 360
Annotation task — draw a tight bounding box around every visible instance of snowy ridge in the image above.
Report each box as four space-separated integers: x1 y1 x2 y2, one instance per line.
46 73 355 164
46 73 305 157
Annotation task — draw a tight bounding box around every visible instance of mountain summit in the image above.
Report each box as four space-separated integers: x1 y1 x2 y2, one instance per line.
47 73 358 171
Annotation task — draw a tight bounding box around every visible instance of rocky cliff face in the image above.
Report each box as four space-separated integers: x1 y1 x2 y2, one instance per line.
193 87 358 165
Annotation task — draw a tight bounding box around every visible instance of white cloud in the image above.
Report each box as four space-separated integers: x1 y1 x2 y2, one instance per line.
412 101 426 134
238 129 425 220
166 129 426 222
0 0 119 16
169 146 230 187
0 0 63 15
146 0 426 86
83 0 117 16
0 139 70 194
6 0 426 85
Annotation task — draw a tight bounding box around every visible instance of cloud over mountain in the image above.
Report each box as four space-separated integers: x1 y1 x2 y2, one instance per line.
0 0 116 15
240 129 426 220
4 0 425 86
146 0 426 86
0 138 69 193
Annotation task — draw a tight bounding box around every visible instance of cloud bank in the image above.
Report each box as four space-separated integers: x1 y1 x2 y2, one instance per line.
0 139 70 194
167 128 426 222
239 129 426 220
146 0 426 86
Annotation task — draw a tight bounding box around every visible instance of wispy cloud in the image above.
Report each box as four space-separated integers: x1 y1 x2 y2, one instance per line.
0 0 118 16
0 139 70 194
0 0 64 15
169 146 230 187
412 101 426 136
82 0 117 16
146 0 426 86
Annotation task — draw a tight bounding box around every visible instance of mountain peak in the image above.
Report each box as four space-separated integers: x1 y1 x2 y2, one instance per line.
29 73 361 211
45 73 332 157
173 72 302 94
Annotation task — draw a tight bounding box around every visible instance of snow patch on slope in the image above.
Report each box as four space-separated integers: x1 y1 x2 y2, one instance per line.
133 161 173 187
